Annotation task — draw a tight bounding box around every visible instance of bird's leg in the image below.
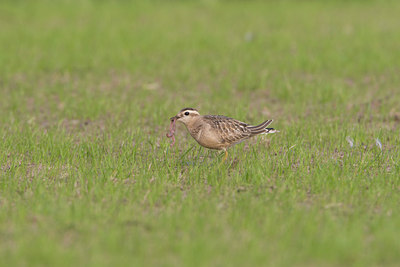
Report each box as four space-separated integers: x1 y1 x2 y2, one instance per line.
220 149 228 164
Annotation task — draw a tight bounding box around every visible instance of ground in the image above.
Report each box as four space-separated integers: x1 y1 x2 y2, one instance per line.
0 0 399 266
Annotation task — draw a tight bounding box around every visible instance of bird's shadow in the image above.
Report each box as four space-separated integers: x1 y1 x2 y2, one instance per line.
179 147 237 168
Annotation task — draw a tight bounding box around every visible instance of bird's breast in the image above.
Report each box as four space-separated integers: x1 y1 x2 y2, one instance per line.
187 124 223 150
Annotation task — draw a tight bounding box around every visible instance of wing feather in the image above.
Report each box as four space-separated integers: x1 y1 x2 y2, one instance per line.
202 115 251 145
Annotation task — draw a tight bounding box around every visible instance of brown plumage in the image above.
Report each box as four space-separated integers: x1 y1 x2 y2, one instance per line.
167 108 278 162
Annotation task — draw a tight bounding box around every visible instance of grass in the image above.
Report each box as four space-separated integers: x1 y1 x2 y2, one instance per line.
1 0 400 266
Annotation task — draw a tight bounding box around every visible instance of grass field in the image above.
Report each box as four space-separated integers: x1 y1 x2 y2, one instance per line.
1 0 400 266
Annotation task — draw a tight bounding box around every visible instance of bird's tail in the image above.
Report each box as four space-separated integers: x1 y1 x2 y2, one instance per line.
248 120 279 136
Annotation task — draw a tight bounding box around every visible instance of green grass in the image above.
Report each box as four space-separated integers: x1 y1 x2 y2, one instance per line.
1 0 400 266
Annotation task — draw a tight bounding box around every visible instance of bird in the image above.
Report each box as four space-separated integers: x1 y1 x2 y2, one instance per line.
167 108 278 162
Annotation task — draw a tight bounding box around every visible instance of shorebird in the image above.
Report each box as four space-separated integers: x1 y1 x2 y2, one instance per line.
167 108 278 162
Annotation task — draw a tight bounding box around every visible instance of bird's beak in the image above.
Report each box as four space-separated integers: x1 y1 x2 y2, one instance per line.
170 116 177 121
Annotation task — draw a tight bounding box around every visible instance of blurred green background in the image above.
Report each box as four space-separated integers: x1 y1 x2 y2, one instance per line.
0 1 399 266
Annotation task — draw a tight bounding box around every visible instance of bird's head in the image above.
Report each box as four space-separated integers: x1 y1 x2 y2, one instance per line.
170 108 200 125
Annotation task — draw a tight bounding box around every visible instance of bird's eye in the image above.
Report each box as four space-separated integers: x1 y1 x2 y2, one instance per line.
184 112 190 116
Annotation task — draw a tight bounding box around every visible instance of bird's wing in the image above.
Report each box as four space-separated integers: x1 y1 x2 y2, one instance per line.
202 115 252 145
